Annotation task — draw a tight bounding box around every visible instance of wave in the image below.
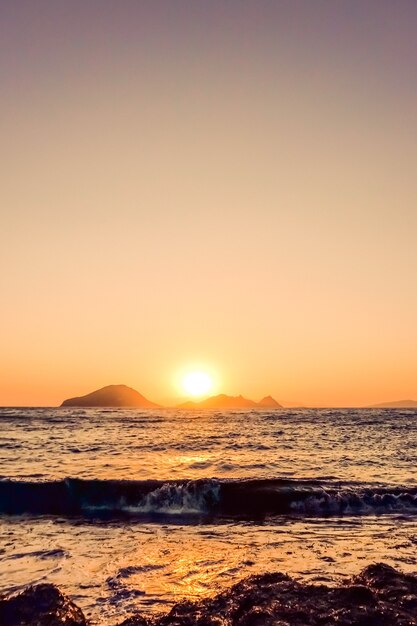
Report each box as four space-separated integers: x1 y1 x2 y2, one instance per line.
1 478 417 519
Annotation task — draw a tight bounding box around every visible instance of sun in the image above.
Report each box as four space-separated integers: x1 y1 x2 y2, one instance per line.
182 371 213 397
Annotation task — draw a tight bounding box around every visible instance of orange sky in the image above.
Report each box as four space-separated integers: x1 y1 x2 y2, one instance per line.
1 2 416 407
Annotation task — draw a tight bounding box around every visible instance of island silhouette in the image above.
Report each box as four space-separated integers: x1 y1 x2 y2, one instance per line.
178 394 282 409
61 384 160 408
60 385 416 410
60 385 282 409
368 399 417 408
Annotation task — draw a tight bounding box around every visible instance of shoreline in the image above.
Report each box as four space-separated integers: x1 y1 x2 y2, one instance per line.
1 562 417 626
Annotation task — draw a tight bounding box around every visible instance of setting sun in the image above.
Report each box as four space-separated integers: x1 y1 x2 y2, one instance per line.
2 4 417 624
182 371 213 397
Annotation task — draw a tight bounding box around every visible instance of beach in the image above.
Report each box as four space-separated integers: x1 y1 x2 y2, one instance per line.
1 407 417 623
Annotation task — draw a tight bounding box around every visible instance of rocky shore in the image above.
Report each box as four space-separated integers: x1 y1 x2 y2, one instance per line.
1 563 417 626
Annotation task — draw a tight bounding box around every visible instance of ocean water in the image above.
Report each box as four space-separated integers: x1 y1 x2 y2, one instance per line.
1 407 417 623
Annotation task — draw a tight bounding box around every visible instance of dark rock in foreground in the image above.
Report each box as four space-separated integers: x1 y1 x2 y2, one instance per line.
0 583 86 626
149 563 417 626
2 564 417 625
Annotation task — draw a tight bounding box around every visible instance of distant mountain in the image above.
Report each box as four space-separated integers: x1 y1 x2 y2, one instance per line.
368 399 417 409
178 393 282 410
61 384 160 408
257 395 283 408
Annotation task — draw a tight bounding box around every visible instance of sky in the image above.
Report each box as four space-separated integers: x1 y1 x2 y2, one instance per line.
1 1 416 407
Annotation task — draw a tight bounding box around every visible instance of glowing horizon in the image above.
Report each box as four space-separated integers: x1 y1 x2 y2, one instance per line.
0 2 416 408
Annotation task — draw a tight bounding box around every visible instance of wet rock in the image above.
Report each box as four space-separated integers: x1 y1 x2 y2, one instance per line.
149 563 417 626
2 564 417 625
0 583 86 626
354 562 417 614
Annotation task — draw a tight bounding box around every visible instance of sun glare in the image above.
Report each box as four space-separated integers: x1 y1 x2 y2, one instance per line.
182 371 213 397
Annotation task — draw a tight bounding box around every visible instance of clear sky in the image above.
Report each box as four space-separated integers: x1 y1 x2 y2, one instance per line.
1 1 416 407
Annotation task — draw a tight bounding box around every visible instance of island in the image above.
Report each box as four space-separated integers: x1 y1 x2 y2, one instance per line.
60 384 160 408
177 393 282 409
368 399 417 408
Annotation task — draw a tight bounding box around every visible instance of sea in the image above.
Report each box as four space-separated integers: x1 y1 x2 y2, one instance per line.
1 407 417 624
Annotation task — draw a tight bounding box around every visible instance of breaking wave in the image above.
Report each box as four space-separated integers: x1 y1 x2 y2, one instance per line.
1 478 417 519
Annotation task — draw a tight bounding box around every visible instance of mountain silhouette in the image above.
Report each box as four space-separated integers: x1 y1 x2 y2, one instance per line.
60 384 160 408
178 394 282 409
257 395 283 408
368 399 417 408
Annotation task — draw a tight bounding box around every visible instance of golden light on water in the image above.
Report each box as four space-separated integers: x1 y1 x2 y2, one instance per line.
182 371 213 397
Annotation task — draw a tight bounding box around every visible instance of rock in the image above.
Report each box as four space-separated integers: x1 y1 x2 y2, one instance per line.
354 562 417 610
149 564 417 626
0 583 86 626
2 564 417 626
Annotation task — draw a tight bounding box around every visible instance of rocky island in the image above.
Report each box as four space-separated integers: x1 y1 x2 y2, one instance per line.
61 386 283 409
178 393 282 409
61 384 160 408
368 399 417 408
